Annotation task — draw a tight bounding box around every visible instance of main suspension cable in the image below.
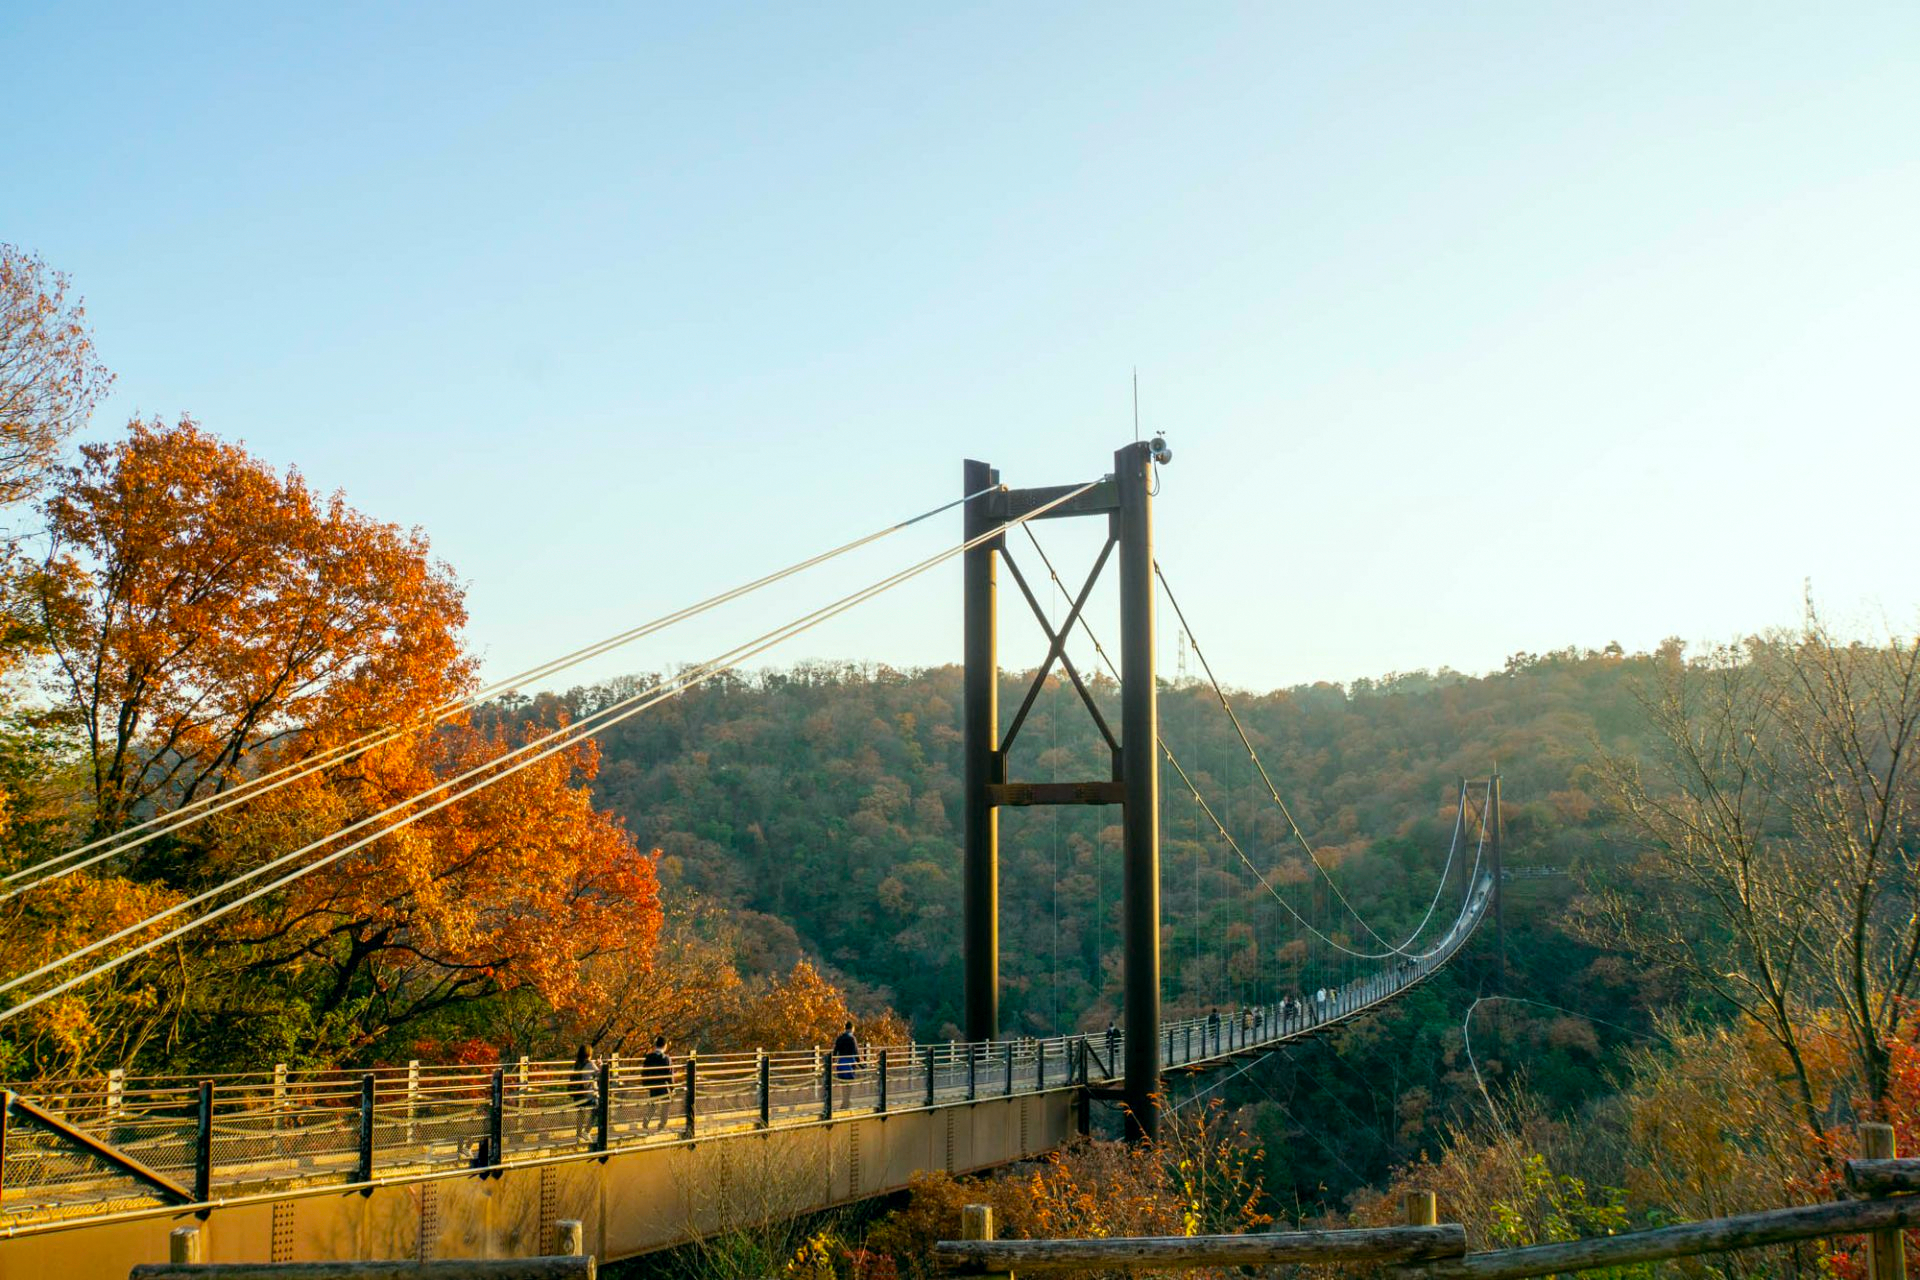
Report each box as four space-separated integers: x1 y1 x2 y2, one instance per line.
1 485 999 902
0 484 1093 1024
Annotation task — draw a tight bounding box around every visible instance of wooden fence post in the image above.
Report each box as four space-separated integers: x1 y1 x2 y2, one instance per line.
405 1059 419 1143
963 1203 1012 1280
269 1061 288 1157
169 1225 202 1263
1406 1190 1438 1227
556 1218 584 1256
1865 1124 1905 1280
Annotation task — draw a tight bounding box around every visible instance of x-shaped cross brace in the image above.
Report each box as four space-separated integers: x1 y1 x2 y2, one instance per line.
998 534 1121 766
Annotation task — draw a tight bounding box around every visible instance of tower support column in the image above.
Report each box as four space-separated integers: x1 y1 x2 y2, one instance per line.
963 459 1001 1043
1115 441 1161 1143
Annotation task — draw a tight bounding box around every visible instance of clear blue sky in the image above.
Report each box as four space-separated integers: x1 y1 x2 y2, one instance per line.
5 3 1917 693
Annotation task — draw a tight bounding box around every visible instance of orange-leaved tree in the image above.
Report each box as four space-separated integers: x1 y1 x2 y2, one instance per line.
2 417 663 1073
865 1099 1268 1280
729 957 912 1052
194 721 662 1063
24 415 471 836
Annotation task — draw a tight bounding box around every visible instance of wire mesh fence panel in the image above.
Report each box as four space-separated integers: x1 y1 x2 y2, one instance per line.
0 1110 174 1219
693 1055 760 1130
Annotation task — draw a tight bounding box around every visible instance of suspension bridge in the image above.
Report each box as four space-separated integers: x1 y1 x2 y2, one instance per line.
0 441 1502 1274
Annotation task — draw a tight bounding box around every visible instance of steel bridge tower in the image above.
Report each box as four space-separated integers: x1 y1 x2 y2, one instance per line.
962 439 1167 1141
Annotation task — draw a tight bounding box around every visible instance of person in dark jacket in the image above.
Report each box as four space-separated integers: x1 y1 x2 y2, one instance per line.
641 1036 672 1132
832 1021 859 1108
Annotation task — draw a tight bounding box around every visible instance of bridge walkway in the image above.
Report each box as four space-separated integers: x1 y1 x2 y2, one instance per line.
0 876 1488 1272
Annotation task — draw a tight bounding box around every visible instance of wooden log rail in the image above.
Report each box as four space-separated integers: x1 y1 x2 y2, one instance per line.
934 1225 1468 1273
1408 1195 1920 1280
130 1262 594 1279
1847 1158 1920 1197
934 1124 1920 1279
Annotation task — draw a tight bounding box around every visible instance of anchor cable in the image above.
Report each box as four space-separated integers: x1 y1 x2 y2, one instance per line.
2 486 1000 903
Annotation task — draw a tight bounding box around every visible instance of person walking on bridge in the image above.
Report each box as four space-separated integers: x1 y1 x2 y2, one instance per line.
641 1036 672 1132
570 1043 599 1141
833 1021 859 1109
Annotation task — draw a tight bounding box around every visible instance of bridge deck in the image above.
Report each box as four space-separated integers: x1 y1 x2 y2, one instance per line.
0 878 1488 1271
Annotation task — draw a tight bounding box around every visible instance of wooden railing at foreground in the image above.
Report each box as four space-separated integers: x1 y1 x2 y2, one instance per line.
128 1264 592 1280
123 1218 593 1278
935 1124 1920 1279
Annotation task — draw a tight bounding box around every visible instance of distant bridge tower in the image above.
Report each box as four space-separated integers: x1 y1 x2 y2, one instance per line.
962 439 1168 1141
1492 772 1505 990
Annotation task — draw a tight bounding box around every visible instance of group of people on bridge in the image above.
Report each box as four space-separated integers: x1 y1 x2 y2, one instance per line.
545 958 1438 1147
563 1022 868 1135
567 1035 678 1137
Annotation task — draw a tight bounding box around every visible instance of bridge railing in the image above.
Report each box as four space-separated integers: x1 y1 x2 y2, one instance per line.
0 875 1492 1224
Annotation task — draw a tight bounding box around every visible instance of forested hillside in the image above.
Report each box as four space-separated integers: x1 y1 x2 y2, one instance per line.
493 647 1659 1203
530 651 1639 1029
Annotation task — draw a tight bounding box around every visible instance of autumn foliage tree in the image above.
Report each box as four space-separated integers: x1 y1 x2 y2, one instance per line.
726 957 911 1052
0 245 110 507
865 1100 1269 1280
24 416 471 836
1584 617 1920 1142
0 417 664 1074
184 722 663 1066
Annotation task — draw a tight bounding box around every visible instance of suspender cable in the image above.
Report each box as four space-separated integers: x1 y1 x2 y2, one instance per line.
1016 530 1488 964
2 485 1000 903
1154 561 1410 952
1165 753 1485 960
0 484 1095 1021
